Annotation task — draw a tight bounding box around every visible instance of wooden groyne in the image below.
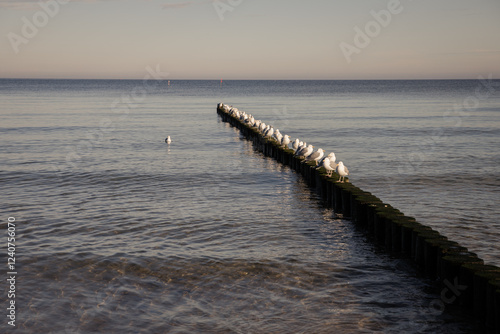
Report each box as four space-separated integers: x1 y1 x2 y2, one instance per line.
217 103 500 332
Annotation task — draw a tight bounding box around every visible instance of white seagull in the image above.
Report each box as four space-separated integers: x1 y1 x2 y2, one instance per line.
336 161 349 183
262 125 270 135
165 136 172 144
321 157 335 177
274 129 283 143
298 144 314 158
281 135 290 148
305 148 324 165
294 142 307 156
265 127 274 138
318 152 336 167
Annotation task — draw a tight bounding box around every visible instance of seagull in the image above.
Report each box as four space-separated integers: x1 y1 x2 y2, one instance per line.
330 159 338 171
318 152 336 167
292 139 300 150
321 157 335 177
274 130 283 143
281 135 290 148
336 161 349 183
297 144 314 158
294 143 305 155
245 116 255 126
165 136 171 144
305 148 324 165
265 127 274 138
303 144 314 158
259 122 266 132
294 142 307 155
316 154 337 170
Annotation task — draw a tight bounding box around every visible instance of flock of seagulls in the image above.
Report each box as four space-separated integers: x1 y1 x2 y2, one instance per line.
219 103 350 182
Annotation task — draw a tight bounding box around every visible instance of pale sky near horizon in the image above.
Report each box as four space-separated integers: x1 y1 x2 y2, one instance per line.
1 0 499 80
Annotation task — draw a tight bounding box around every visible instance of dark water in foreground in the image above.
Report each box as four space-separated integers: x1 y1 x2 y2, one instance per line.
1 79 498 333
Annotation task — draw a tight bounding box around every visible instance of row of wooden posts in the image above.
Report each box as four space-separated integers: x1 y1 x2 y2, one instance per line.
217 103 500 332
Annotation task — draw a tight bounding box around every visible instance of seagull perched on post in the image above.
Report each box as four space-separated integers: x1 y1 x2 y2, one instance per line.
336 161 349 183
318 152 335 167
294 142 307 155
294 142 304 155
274 129 283 143
305 148 324 165
264 126 274 138
297 144 313 158
281 135 290 148
321 157 335 177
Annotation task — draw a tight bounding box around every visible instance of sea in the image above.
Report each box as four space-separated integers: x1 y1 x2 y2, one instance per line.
1 78 499 333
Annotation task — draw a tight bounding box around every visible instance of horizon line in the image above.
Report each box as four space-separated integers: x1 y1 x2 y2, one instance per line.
0 77 496 81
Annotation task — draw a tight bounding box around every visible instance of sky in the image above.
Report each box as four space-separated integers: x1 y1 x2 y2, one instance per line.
1 0 499 80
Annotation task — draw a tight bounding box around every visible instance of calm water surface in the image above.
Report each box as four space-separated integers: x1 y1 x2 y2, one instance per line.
1 79 498 333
